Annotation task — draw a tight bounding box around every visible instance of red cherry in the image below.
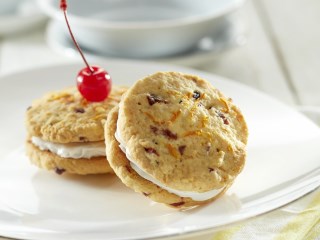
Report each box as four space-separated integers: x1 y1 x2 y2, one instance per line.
77 66 112 102
60 0 112 102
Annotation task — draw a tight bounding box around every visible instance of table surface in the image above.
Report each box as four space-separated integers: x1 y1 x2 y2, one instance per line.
0 0 319 239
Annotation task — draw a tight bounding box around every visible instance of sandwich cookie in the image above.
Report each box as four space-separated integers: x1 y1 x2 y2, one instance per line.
105 72 248 207
26 86 127 175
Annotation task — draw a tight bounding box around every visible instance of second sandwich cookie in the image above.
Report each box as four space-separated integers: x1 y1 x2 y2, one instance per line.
105 72 248 207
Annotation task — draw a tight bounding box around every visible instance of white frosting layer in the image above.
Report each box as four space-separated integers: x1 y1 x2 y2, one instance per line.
115 127 224 201
31 136 106 159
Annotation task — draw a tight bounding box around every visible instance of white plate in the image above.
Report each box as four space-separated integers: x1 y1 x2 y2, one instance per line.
0 0 47 36
0 61 319 240
46 20 246 66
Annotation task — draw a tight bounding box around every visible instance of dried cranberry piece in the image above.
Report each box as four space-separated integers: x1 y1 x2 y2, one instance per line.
147 94 168 105
178 145 186 155
54 168 66 175
79 136 87 141
206 144 211 152
150 126 159 134
74 107 85 113
161 129 177 140
151 126 177 140
125 165 132 173
170 201 185 207
144 147 159 156
217 111 229 125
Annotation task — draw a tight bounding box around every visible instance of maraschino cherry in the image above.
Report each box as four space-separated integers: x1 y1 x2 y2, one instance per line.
60 0 111 102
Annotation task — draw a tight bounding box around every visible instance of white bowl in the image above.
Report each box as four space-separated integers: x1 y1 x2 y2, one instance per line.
38 0 245 58
0 0 21 15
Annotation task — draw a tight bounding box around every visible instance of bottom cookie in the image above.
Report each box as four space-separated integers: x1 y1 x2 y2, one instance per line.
26 140 113 175
105 107 230 208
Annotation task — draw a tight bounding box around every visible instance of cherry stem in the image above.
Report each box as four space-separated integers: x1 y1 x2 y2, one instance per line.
60 0 94 74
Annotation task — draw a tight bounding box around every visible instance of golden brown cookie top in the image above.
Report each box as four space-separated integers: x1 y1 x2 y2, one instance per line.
105 106 230 208
26 86 127 143
117 72 248 192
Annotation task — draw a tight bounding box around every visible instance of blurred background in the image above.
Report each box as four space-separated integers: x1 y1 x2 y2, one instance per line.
0 0 319 122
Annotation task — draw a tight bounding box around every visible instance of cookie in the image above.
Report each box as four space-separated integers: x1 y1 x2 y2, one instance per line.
105 106 231 207
26 86 126 143
106 72 248 207
26 85 127 175
26 140 112 175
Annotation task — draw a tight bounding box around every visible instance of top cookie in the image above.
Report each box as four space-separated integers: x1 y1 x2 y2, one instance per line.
26 86 127 143
117 72 248 193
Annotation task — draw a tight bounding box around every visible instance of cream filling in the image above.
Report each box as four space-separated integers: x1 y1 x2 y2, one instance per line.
31 136 106 159
115 127 224 201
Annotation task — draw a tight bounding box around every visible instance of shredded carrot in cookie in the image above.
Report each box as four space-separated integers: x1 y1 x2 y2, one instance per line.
167 90 181 97
169 110 181 123
143 112 165 124
183 130 202 137
144 110 181 125
219 97 230 113
166 144 179 159
92 114 106 120
199 116 209 128
63 95 75 104
80 98 89 107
